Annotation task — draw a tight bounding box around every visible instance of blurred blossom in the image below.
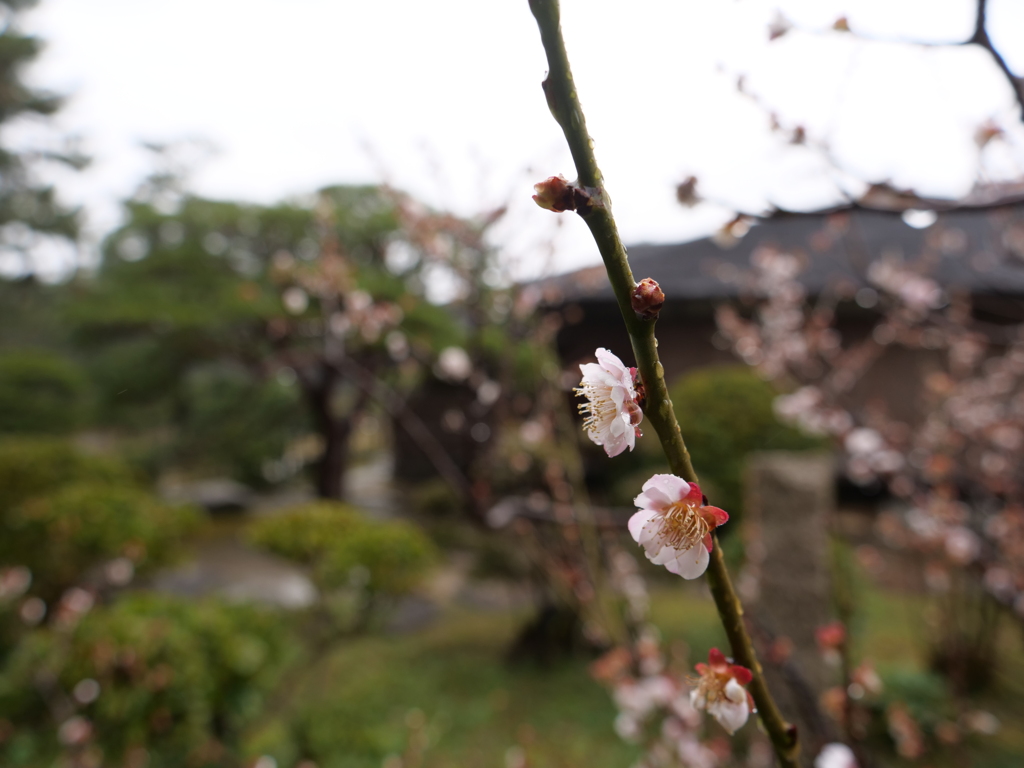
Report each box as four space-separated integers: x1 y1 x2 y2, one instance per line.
104 557 135 587
504 746 527 768
900 209 938 229
476 380 501 406
944 526 981 564
19 596 45 625
905 508 942 541
436 346 472 381
55 587 94 627
0 566 31 601
983 567 1014 600
385 330 409 361
963 710 1000 735
815 622 846 666
815 743 858 768
844 428 883 456
924 563 952 593
282 286 309 315
887 703 925 759
329 312 350 337
73 678 101 705
852 662 883 695
347 290 372 313
690 648 754 735
519 420 546 445
58 716 92 746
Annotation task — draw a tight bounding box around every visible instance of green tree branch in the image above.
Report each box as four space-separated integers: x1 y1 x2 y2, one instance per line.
527 1 800 764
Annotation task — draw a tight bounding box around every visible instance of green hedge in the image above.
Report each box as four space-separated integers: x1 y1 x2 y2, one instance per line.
0 350 90 435
0 595 292 768
669 366 825 517
4 483 200 602
249 502 436 628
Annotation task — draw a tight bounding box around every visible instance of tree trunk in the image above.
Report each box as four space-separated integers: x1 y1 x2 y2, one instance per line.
317 417 351 500
301 363 351 501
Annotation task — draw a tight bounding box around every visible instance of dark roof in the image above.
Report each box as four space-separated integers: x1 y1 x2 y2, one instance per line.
544 205 1024 302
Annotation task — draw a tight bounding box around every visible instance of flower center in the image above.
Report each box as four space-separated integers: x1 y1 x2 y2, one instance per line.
575 384 617 434
659 501 709 551
694 672 727 705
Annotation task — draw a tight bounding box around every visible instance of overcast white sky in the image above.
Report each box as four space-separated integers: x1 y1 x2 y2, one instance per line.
11 0 1024 279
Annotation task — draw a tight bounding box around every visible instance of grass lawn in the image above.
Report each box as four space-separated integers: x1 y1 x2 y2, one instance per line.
244 580 1024 768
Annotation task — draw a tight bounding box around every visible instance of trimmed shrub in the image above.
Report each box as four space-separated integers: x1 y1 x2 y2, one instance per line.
248 502 436 629
0 350 90 434
0 437 133 515
4 483 200 602
669 366 825 517
247 501 364 564
0 595 292 768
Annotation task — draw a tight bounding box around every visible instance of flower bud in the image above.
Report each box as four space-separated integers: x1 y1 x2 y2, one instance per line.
631 278 665 320
532 175 576 212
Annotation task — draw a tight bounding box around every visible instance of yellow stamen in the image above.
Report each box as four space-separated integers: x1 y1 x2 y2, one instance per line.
575 385 617 436
659 501 709 551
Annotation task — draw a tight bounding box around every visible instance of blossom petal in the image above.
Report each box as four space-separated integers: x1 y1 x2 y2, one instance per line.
637 518 664 548
730 665 753 686
627 510 659 543
709 698 749 735
637 474 690 508
651 544 683 566
603 430 632 457
681 482 704 506
724 678 746 704
703 505 729 527
707 648 728 668
667 544 709 579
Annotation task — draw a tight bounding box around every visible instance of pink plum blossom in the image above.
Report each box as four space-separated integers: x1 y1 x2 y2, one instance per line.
690 648 755 735
629 475 729 579
575 347 643 457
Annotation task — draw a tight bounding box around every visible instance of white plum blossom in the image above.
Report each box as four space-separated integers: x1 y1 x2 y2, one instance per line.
629 475 729 579
575 347 643 457
690 648 755 735
815 743 858 768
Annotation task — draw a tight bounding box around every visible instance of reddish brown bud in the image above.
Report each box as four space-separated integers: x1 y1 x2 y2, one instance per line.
532 175 576 212
631 277 665 320
676 176 700 207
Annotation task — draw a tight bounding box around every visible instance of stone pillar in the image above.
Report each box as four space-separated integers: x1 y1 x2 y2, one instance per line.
743 452 837 765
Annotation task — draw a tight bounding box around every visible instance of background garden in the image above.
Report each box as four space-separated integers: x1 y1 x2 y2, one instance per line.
3 1 1024 766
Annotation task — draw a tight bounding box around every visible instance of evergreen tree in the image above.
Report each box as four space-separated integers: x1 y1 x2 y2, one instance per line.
0 0 82 274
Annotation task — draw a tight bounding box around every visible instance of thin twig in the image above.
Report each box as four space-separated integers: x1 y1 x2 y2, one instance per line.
527 1 800 765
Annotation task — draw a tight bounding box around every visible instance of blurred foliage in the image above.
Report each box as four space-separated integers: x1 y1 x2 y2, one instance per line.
0 594 292 768
0 436 133 513
5 482 199 602
669 366 826 517
0 437 200 669
176 362 308 488
65 179 471 494
0 349 89 434
0 0 82 276
315 521 437 595
248 502 436 629
243 611 636 768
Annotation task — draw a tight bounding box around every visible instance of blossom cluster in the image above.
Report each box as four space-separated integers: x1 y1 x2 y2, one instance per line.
714 238 1024 626
574 348 730 582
